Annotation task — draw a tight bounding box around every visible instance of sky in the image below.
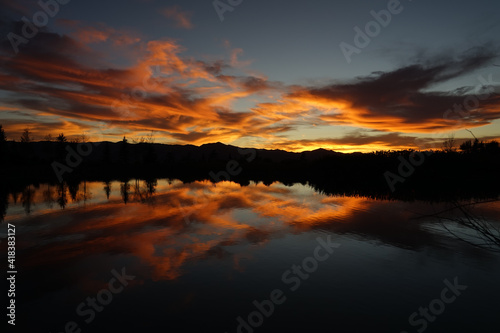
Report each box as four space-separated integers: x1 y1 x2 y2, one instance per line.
0 0 499 152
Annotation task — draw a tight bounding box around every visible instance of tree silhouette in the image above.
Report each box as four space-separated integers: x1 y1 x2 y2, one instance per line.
80 180 91 204
460 138 489 153
57 183 68 209
20 128 32 142
120 180 130 204
104 181 112 200
0 125 6 162
424 200 500 252
56 133 68 161
68 182 80 202
42 184 56 209
57 133 68 143
0 125 6 142
485 140 499 153
132 179 145 202
69 134 88 143
473 138 485 151
21 185 35 215
146 178 157 196
459 139 473 153
119 136 129 164
442 135 456 153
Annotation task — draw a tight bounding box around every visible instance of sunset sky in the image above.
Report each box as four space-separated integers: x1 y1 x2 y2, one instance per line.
1 0 499 152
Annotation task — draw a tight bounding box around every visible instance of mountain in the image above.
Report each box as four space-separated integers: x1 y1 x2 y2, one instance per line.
1 140 499 202
0 140 339 164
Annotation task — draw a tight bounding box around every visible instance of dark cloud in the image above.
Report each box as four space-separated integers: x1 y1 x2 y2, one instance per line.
286 45 500 133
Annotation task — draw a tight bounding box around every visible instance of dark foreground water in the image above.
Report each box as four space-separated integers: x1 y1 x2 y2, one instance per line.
2 180 500 333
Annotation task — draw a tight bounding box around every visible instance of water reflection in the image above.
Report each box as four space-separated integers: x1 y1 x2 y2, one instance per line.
21 184 35 215
3 180 500 332
0 189 7 222
5 180 500 272
104 181 111 200
2 178 160 218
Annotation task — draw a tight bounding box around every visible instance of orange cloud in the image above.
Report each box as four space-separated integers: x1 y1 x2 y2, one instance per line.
277 52 500 134
0 29 293 145
1 24 499 152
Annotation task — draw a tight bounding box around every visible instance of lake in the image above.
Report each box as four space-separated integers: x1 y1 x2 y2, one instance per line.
2 180 500 332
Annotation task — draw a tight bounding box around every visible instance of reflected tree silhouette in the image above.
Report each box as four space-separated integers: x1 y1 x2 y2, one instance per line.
10 189 20 204
42 184 56 209
0 189 8 223
132 179 144 202
104 181 112 200
146 178 157 196
422 199 500 252
0 124 6 165
21 185 35 215
57 183 68 209
68 182 80 202
120 180 130 204
144 178 158 204
80 180 91 204
130 179 158 204
68 181 92 204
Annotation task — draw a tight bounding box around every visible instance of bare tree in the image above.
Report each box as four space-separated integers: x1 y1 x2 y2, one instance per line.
132 136 147 144
418 200 500 252
146 131 155 144
465 129 477 140
20 128 33 142
442 134 456 153
132 131 155 144
70 133 90 143
80 133 89 143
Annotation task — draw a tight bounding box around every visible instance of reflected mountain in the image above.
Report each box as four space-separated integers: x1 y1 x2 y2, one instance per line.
5 180 500 267
1 140 499 202
4 179 500 333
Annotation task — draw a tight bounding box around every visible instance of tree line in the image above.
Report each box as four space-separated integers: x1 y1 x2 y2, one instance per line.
1 124 499 202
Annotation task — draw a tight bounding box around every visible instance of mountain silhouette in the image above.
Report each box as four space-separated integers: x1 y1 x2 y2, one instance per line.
0 140 499 201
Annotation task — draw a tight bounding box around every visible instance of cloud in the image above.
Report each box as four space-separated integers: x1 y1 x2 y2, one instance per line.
269 132 422 153
76 27 110 44
63 21 142 46
162 6 194 30
0 25 281 144
1 21 499 152
229 47 253 68
283 46 500 133
249 46 500 139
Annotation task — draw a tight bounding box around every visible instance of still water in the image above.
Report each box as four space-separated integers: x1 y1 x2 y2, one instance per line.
2 180 500 332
